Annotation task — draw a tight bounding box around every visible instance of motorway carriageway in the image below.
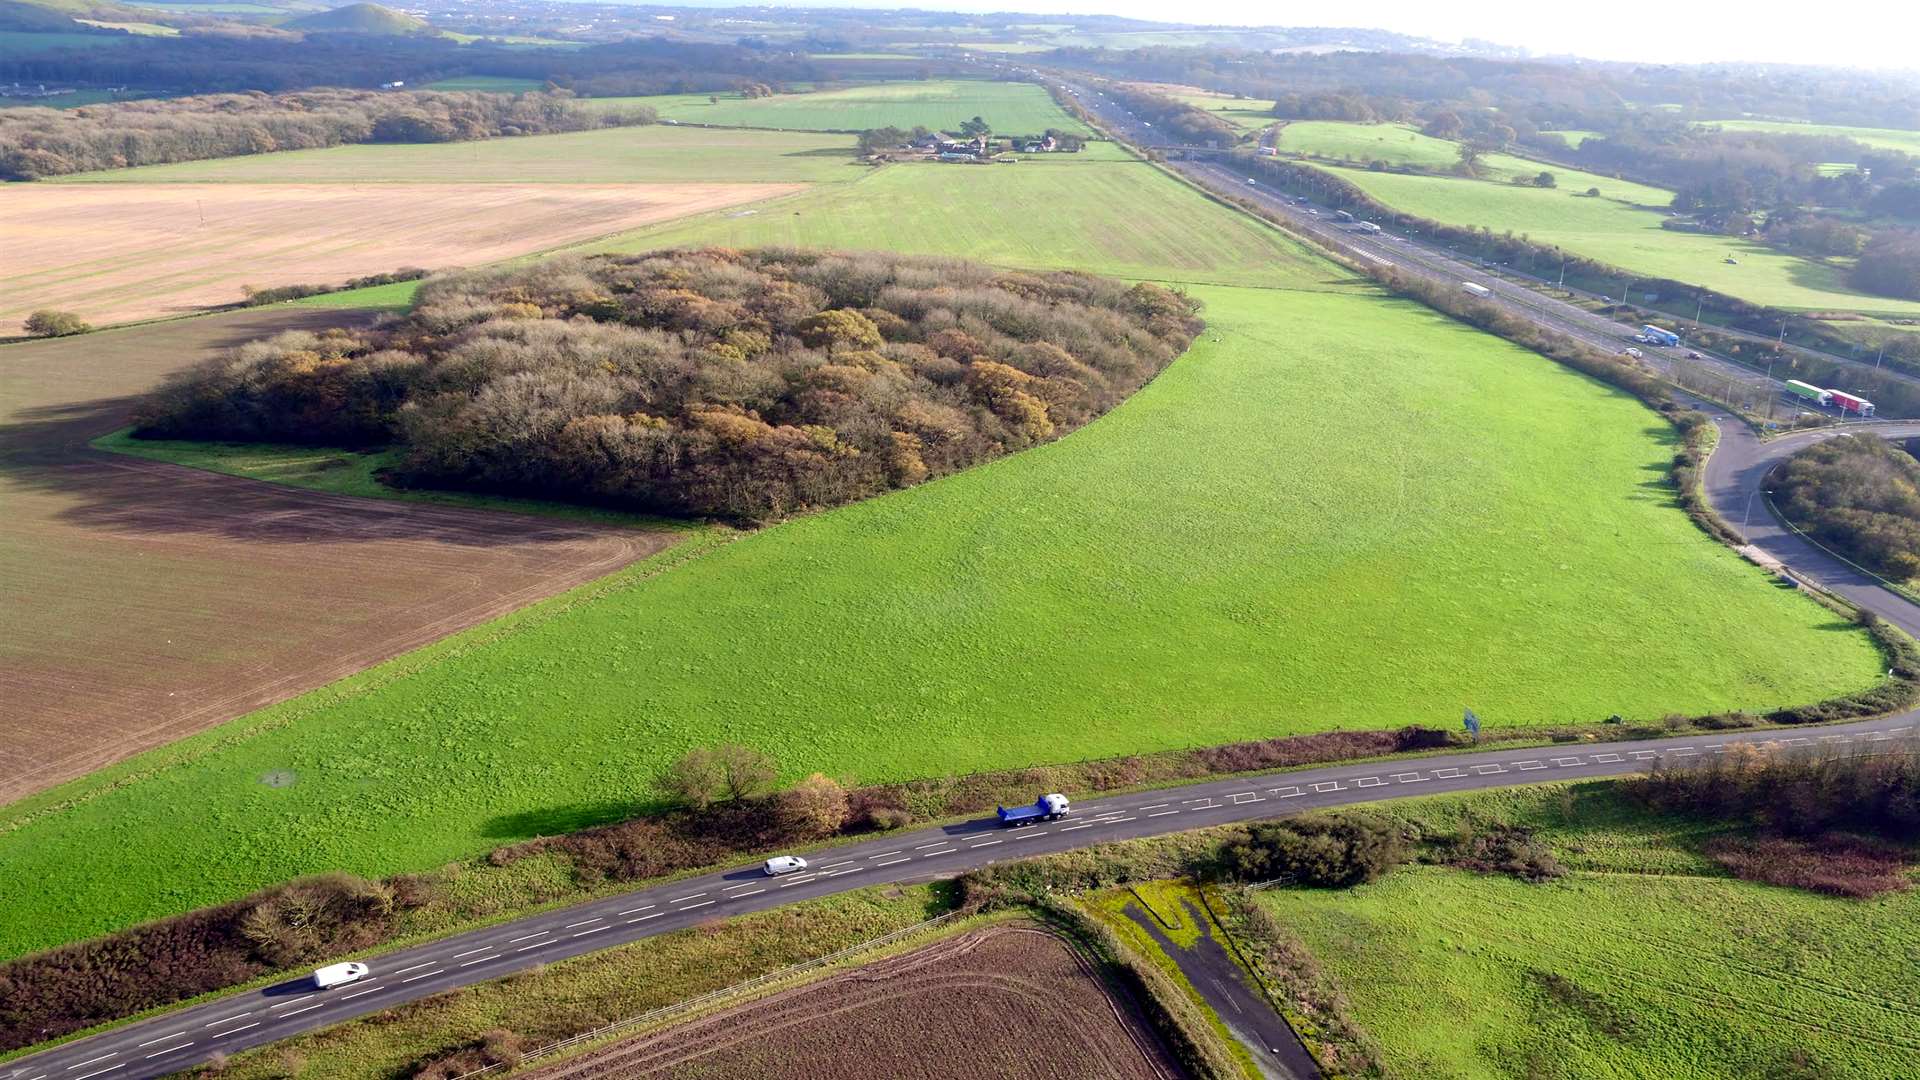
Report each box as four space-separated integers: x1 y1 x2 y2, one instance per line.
10 716 1920 1080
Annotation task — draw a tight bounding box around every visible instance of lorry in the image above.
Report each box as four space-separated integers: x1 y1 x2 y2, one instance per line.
1461 282 1492 298
1783 380 1832 407
1829 390 1876 417
1639 325 1681 347
1334 209 1354 222
997 793 1070 826
1355 221 1382 233
313 962 369 989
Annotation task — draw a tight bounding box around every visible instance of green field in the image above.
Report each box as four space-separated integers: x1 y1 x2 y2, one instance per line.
1278 121 1560 184
579 79 1091 135
422 75 547 92
46 125 863 184
1710 118 1920 157
1328 163 1920 315
1260 787 1920 1078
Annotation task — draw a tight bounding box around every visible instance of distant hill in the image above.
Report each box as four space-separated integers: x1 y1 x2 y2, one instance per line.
284 3 427 35
0 0 86 31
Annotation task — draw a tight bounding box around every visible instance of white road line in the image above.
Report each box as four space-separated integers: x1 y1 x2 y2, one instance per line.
817 861 855 870
144 1045 193 1060
1273 786 1303 798
1011 829 1050 837
1141 803 1170 810
1630 750 1657 760
824 867 863 878
137 1035 189 1049
628 912 665 922
341 985 387 1000
1105 816 1138 822
70 1066 124 1080
573 925 611 936
1593 753 1623 763
278 1002 325 1017
459 954 501 965
400 970 443 983
1516 761 1547 770
1147 809 1181 817
517 941 552 951
919 847 959 855
874 857 911 867
868 850 904 859
1473 765 1506 774
1229 793 1264 803
617 905 654 916
204 1011 252 1028
211 1024 258 1038
1311 782 1342 792
67 1053 118 1070
1392 772 1426 782
777 877 817 888
1433 768 1465 779
1059 824 1093 832
914 841 950 849
1669 748 1699 757
454 946 494 958
510 931 551 943
1355 777 1385 788
392 962 434 975
1552 757 1584 767
971 839 1003 848
564 918 603 928
1821 735 1851 742
267 994 314 1010
1786 737 1813 746
724 883 762 892
729 888 766 898
669 893 706 903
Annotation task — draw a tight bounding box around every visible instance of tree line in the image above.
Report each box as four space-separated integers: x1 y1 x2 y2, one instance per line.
133 249 1204 522
1773 435 1920 582
0 88 654 180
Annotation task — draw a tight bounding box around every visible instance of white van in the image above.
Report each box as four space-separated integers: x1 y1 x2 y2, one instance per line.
313 962 369 989
763 856 809 876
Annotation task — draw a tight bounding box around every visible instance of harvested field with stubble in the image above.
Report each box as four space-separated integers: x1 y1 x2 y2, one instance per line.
0 309 676 803
0 182 800 332
526 924 1177 1080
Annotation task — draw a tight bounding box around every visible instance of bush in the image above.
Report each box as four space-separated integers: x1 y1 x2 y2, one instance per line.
1219 816 1408 888
22 309 90 337
1705 833 1912 898
777 773 850 838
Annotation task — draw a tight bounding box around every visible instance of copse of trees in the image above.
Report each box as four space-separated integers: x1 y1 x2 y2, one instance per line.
1773 434 1920 581
1101 82 1240 146
133 249 1204 522
1851 230 1920 301
0 88 654 180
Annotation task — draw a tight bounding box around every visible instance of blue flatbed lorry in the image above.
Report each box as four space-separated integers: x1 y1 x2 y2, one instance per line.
997 793 1071 826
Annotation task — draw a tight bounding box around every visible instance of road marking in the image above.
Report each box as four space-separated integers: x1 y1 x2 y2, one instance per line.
1311 782 1342 792
1821 735 1851 743
1059 823 1093 832
510 931 551 943
776 876 817 888
919 847 959 855
1105 815 1138 822
1593 753 1623 763
459 954 501 965
144 1045 193 1060
1785 737 1813 746
278 1002 326 1017
267 995 315 1011
915 841 951 849
67 1054 118 1070
205 1011 252 1028
1392 772 1427 783
669 893 706 903
724 882 762 892
211 1023 258 1038
874 857 911 867
1355 777 1384 788
1516 760 1547 770
970 839 1003 848
1472 765 1505 774
1630 750 1657 760
617 905 654 916
137 1035 189 1048
868 850 904 860
728 888 765 898
454 946 494 958
1229 793 1265 803
573 925 612 936
1147 809 1181 817
1433 767 1466 778
70 1067 124 1080
817 860 855 870
628 912 665 922
1669 747 1699 757
1011 829 1050 837
341 985 388 1000
1272 786 1303 798
564 918 604 928
1552 757 1584 767
517 941 553 950
1141 803 1170 810
400 970 443 983
392 962 434 975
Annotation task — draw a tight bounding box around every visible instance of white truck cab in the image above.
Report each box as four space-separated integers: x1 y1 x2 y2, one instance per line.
763 855 809 876
313 962 369 989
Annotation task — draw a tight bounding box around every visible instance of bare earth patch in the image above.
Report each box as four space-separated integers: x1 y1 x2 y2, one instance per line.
0 309 674 802
525 924 1178 1080
0 182 801 332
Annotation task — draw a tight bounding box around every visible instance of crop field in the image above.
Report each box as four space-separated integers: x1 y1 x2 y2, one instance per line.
520 924 1172 1079
579 79 1091 134
48 125 859 184
1327 164 1920 315
0 272 1883 958
0 309 675 808
1709 118 1920 157
1260 786 1920 1078
595 150 1330 287
1 181 798 330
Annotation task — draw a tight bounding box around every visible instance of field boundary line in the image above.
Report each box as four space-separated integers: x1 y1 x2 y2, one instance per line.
449 911 962 1078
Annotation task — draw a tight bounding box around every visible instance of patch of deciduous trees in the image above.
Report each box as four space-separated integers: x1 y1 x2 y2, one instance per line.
1774 435 1920 580
134 249 1203 522
0 88 654 180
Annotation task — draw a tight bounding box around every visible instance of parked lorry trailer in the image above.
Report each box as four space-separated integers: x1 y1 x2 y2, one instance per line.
1829 390 1876 417
997 793 1070 826
1783 380 1832 407
1461 282 1492 298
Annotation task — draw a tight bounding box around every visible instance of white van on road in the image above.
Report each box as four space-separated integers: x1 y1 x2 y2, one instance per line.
313 962 370 989
763 856 809 876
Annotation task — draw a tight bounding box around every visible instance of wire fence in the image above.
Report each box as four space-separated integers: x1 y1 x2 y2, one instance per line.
450 911 962 1078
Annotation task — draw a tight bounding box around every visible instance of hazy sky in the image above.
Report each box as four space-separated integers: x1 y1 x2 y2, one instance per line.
950 1 1920 69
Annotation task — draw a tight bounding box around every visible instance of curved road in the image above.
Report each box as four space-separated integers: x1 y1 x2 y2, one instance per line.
16 98 1920 1080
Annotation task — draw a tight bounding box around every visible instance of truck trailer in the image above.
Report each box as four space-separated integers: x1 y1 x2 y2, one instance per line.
997 793 1070 826
1461 282 1492 298
1829 390 1876 417
1639 325 1681 347
1782 380 1832 407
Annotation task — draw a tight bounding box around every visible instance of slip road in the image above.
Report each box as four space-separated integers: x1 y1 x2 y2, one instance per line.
9 716 1919 1080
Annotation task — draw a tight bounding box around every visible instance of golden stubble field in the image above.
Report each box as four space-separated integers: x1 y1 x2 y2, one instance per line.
0 182 801 332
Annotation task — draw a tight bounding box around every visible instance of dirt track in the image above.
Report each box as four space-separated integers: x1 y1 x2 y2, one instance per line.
0 309 672 803
525 923 1177 1079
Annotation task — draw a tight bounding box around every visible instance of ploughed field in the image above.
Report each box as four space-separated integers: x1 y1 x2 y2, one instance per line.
522 924 1174 1080
0 181 799 332
0 311 674 804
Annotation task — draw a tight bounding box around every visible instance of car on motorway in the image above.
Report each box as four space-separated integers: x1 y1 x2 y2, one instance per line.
763 855 809 876
313 962 369 989
1686 350 1702 359
1307 209 1319 216
1622 347 1644 359
1247 177 1257 184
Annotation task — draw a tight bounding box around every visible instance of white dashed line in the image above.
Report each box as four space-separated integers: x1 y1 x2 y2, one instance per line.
868 851 904 860
574 925 612 936
971 839 1003 848
1669 748 1699 757
510 931 551 943
392 962 433 975
817 861 855 870
71 1066 123 1080
1147 809 1180 817
669 893 706 903
278 1002 325 1017
1630 750 1657 760
920 847 959 855
628 913 664 922
1433 768 1465 779
459 954 501 965
1355 777 1385 788
1141 803 1170 810
1516 761 1547 771
728 888 765 898
267 995 314 1011
824 867 863 878
454 946 494 958
67 1054 118 1070
341 985 387 1000
211 1024 258 1038
1059 824 1093 832
777 877 817 888
517 941 552 951
204 1012 252 1028
144 1045 193 1060
137 1035 189 1049
564 918 604 929
1593 753 1623 763
1273 787 1303 798
874 857 911 867
1011 829 1051 837
1552 757 1584 767
914 841 950 849
1473 765 1506 774
1392 772 1426 783
400 970 443 983
617 905 654 916
1312 782 1342 792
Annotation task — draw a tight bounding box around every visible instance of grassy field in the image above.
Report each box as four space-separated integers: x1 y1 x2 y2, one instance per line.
1279 121 1574 184
1259 786 1920 1078
1328 163 1920 315
590 150 1326 287
1709 117 1920 157
47 125 861 184
578 79 1091 135
0 265 1882 957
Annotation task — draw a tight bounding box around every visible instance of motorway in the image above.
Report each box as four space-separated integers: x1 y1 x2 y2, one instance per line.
16 87 1920 1080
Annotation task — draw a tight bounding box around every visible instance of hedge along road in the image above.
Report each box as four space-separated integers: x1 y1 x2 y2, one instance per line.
11 715 1920 1080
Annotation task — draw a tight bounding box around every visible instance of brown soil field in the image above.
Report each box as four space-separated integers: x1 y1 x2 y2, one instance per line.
0 309 673 803
0 182 800 333
527 924 1180 1080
